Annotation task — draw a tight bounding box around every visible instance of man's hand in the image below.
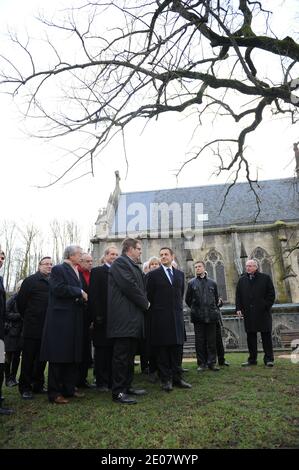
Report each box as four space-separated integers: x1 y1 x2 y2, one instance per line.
236 310 243 318
82 290 88 302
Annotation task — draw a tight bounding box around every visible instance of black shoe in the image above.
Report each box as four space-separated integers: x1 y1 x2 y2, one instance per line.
197 366 208 372
208 365 220 372
0 406 14 415
173 379 192 389
78 381 97 389
219 361 230 367
241 361 257 367
161 381 173 392
265 361 274 367
127 388 147 396
21 391 34 400
181 368 189 372
6 378 18 387
112 392 137 404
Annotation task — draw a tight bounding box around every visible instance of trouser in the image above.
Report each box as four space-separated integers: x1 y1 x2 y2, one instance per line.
247 331 274 364
18 338 46 394
111 337 138 396
77 335 92 386
47 362 78 401
216 322 226 364
156 344 182 383
194 322 217 367
0 363 4 400
94 344 113 388
5 350 21 381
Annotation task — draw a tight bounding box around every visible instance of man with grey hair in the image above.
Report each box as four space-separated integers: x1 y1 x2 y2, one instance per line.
40 245 87 404
236 258 275 367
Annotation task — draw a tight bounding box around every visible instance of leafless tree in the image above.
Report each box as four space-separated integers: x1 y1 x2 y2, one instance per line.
0 0 298 200
18 223 40 280
0 221 18 290
50 219 82 264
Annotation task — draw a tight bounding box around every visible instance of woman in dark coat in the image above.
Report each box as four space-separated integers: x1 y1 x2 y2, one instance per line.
236 259 275 367
0 250 14 415
4 281 23 387
40 245 87 404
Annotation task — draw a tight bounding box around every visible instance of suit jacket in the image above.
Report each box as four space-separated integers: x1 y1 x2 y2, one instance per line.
17 271 50 339
107 255 148 339
40 262 84 363
88 264 112 346
146 266 185 346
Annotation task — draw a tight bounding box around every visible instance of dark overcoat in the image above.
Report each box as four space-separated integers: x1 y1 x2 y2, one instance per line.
40 263 84 363
146 266 185 346
0 276 5 341
88 264 112 346
235 272 275 332
4 293 23 351
107 255 148 339
17 272 49 339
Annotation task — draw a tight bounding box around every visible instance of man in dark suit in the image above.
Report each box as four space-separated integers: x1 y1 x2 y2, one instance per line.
40 245 87 404
236 259 275 367
146 247 191 392
0 250 14 415
107 238 149 404
89 245 118 392
17 257 52 399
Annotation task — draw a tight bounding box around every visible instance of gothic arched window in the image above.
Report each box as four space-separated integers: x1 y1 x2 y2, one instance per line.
251 247 273 281
205 249 227 301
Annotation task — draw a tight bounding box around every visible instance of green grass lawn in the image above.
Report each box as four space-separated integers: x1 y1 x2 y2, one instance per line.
1 353 298 449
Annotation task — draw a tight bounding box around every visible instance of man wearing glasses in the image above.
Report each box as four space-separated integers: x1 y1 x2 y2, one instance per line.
17 257 52 399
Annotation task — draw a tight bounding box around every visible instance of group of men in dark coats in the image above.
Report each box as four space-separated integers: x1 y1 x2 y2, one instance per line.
0 238 276 411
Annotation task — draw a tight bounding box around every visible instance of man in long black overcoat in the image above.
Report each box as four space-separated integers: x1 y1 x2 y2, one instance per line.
107 238 149 404
146 247 191 391
236 259 275 367
40 245 87 404
88 245 118 391
17 257 52 398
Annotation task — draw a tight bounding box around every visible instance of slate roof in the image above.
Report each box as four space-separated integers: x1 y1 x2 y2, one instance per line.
111 178 299 233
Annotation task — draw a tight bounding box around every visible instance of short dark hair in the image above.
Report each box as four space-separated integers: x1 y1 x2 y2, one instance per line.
39 256 52 265
194 260 205 267
122 238 140 255
159 247 174 256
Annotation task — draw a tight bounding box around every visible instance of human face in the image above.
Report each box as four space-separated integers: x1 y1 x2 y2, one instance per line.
160 249 173 267
80 254 93 272
0 253 5 270
128 243 142 263
39 258 53 276
149 261 160 271
246 260 258 274
105 248 118 265
195 263 205 276
70 248 83 266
